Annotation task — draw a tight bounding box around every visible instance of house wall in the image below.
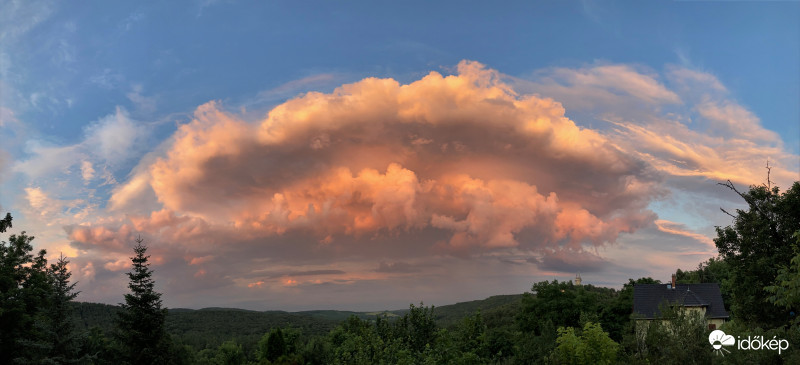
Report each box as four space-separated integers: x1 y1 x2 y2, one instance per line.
708 318 726 329
635 316 726 332
684 306 706 316
634 306 726 336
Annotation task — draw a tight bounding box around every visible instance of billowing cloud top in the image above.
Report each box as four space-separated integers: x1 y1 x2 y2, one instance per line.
102 61 657 257
44 60 795 309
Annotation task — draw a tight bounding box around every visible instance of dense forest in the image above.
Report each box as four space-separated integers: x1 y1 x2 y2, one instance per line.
1 180 798 364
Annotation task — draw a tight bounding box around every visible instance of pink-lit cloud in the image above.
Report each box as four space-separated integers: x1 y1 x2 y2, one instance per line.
39 60 796 309
654 219 715 250
97 61 658 262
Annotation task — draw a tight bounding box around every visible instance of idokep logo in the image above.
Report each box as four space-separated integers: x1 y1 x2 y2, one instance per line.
708 330 790 356
709 330 735 356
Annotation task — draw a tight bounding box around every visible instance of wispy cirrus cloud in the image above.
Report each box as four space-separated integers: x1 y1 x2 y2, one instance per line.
654 219 715 250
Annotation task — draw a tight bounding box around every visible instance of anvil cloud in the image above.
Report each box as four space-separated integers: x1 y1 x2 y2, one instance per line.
85 62 658 261
13 60 799 310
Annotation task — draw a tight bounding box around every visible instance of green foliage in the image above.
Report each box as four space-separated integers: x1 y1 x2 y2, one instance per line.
715 181 800 326
215 340 246 365
551 322 618 365
765 231 800 322
327 316 389 364
710 320 799 364
514 318 557 364
81 327 114 364
516 280 620 364
432 294 523 329
393 302 437 354
518 280 616 335
0 220 54 363
455 311 487 356
166 308 339 352
258 327 303 363
634 305 711 365
114 237 171 364
677 257 732 309
0 213 84 363
599 277 659 343
298 336 332 365
677 257 730 285
71 302 121 334
44 254 83 363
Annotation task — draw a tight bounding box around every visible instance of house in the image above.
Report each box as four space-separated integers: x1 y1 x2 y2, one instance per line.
633 274 729 330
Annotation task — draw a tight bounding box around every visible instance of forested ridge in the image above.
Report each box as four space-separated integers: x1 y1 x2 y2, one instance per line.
2 180 799 364
66 294 524 357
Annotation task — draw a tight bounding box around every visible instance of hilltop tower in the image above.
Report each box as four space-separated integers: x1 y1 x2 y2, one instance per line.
574 273 582 286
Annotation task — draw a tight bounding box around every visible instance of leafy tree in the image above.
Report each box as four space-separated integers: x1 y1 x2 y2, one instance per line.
328 316 386 365
258 327 303 363
715 320 794 364
454 311 487 358
81 327 114 365
115 236 171 364
215 340 246 365
393 302 437 354
551 322 618 365
715 180 800 326
634 305 711 365
676 257 732 311
676 257 730 285
599 277 660 342
518 280 612 335
195 348 218 365
765 230 800 323
265 328 287 361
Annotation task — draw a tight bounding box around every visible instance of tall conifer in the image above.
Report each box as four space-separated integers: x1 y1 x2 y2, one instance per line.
115 236 170 364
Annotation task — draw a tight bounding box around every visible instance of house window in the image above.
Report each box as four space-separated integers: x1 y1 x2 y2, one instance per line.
708 324 716 330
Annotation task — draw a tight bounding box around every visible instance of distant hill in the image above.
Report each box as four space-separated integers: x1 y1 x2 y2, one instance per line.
69 293 525 352
433 294 524 329
70 303 341 351
165 307 340 351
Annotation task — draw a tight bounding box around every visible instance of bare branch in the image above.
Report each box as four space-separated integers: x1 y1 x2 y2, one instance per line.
718 179 745 199
719 207 736 219
766 160 772 191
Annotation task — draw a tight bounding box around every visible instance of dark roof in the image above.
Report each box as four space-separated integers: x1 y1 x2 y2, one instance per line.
633 283 729 319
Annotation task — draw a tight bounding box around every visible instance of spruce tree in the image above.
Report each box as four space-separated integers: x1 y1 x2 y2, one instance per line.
0 211 51 363
115 236 170 364
0 212 11 232
46 254 82 363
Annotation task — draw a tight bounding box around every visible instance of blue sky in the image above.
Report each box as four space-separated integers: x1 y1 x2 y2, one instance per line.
1 0 798 310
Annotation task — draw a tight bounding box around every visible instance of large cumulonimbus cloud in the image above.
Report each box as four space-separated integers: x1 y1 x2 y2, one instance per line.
52 60 797 308
94 61 659 257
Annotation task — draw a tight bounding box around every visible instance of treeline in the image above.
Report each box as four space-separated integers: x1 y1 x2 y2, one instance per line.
1 179 798 364
0 213 86 364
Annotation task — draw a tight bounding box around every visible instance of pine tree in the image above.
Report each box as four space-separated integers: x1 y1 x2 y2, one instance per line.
0 212 11 232
46 254 82 363
115 236 171 364
0 213 52 364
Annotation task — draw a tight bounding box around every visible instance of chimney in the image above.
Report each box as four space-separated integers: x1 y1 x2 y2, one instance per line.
671 273 677 289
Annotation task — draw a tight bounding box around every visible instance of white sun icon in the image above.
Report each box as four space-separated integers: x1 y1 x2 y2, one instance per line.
708 330 735 356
